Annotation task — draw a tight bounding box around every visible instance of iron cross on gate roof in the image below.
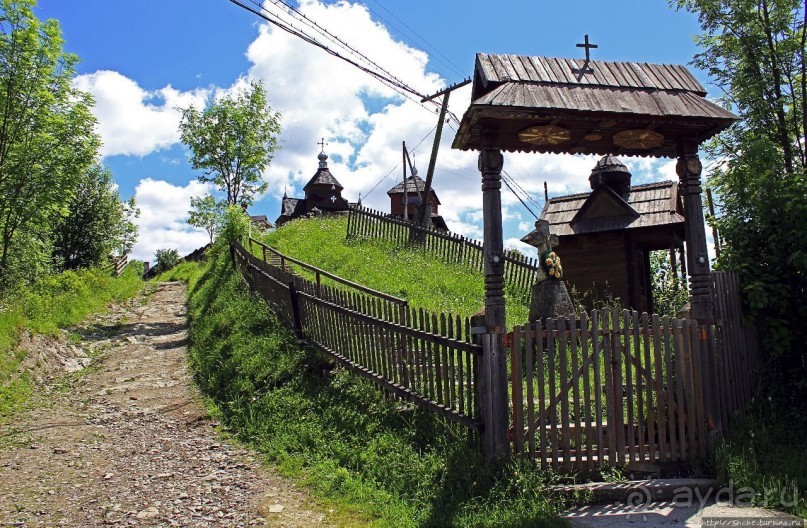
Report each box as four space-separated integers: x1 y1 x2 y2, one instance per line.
572 34 597 78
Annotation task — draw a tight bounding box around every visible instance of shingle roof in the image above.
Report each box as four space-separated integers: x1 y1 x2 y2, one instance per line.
279 197 307 218
540 180 684 236
303 168 343 191
452 53 739 157
387 174 441 204
474 54 706 94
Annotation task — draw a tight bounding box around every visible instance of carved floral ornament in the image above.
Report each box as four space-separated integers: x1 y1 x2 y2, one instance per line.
612 129 665 150
517 125 666 151
518 125 571 146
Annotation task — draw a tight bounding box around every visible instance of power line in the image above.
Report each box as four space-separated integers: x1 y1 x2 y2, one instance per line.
365 0 466 80
503 169 544 212
228 0 445 116
502 173 541 221
362 125 437 200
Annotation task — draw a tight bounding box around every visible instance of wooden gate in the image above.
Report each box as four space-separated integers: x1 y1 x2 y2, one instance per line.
508 308 712 471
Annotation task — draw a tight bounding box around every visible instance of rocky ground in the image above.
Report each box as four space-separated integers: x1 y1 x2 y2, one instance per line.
0 281 334 527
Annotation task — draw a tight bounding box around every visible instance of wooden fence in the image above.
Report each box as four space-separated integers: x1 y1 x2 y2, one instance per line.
234 236 759 471
710 271 759 434
103 254 128 277
346 205 540 301
232 241 482 430
509 309 708 470
508 272 759 471
247 238 407 308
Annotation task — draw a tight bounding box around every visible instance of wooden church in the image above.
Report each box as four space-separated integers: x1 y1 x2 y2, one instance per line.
528 155 686 313
275 148 350 227
386 167 448 231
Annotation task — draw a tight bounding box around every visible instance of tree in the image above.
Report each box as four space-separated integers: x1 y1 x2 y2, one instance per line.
178 81 281 207
0 0 100 287
187 194 223 243
154 248 180 271
672 0 805 378
650 250 689 317
52 164 140 270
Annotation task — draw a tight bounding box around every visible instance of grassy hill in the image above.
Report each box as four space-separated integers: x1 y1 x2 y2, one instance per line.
254 216 530 327
186 218 571 528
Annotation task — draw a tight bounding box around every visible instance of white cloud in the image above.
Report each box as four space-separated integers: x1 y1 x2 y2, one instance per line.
504 237 537 259
130 178 212 263
74 70 209 157
80 1 693 260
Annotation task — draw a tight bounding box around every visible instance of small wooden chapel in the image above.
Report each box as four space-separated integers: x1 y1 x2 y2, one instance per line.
526 155 686 313
386 167 449 230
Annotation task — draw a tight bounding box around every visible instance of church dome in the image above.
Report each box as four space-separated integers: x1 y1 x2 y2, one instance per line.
589 155 632 200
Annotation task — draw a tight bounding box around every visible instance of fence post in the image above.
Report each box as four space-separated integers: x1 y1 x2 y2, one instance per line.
316 271 322 298
289 281 304 341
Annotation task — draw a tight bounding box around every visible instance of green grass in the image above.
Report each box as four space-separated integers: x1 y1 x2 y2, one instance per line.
714 395 807 517
256 216 530 327
187 241 571 527
0 263 144 418
152 260 202 283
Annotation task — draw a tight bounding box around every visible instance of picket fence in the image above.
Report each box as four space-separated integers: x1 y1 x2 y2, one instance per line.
508 271 759 470
346 205 539 301
234 238 759 472
233 240 482 430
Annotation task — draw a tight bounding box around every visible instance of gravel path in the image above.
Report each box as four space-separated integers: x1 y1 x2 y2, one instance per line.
0 282 333 527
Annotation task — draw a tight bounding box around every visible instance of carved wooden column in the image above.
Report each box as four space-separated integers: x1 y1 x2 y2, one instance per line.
677 142 713 321
478 131 509 463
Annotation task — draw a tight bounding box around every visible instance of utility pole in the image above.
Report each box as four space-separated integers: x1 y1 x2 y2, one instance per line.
402 141 408 219
414 78 471 237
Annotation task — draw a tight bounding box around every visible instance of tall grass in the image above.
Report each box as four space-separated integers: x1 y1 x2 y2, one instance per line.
0 263 144 417
187 242 570 527
714 395 806 517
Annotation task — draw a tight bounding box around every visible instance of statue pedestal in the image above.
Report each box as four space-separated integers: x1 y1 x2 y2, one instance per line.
528 280 575 321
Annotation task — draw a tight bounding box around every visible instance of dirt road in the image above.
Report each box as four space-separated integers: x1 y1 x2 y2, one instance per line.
0 281 332 527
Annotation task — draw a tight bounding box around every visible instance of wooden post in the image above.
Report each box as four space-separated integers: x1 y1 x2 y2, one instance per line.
478 131 509 464
676 143 713 322
289 281 304 341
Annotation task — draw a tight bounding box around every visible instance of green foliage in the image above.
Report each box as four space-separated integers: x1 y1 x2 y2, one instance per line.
0 262 143 417
0 0 100 287
187 248 568 527
187 194 224 243
714 395 807 517
258 217 530 326
672 0 806 387
154 248 180 271
52 164 140 270
649 250 689 317
179 80 281 207
218 205 252 250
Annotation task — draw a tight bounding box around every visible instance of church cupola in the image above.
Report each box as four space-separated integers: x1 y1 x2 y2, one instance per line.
589 155 632 201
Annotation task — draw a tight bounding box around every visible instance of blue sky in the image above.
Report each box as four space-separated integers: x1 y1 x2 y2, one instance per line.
35 0 709 263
